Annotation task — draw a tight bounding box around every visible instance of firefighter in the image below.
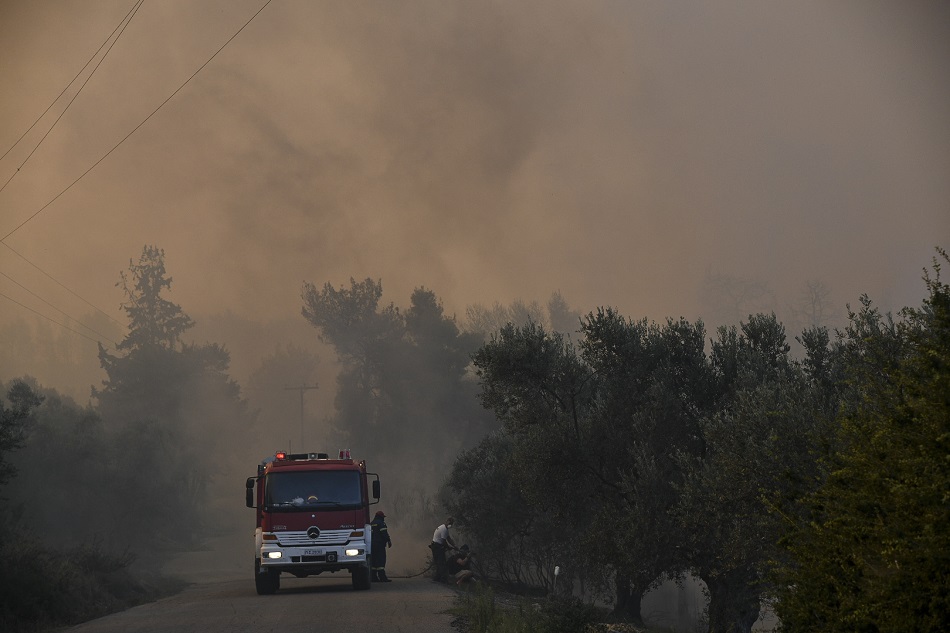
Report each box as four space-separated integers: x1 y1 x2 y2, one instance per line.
429 516 457 582
370 510 392 582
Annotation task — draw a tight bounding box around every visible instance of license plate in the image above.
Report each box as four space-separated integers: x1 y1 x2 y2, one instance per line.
303 549 323 556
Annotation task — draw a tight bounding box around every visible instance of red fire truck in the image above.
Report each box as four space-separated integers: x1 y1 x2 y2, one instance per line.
246 450 380 594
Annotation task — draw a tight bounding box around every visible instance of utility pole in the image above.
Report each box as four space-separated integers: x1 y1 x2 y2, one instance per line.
284 383 318 450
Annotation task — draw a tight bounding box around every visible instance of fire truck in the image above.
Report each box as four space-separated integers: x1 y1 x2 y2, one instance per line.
246 450 380 594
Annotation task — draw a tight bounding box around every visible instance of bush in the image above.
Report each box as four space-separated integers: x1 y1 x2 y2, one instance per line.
455 583 599 633
537 597 597 633
0 533 183 632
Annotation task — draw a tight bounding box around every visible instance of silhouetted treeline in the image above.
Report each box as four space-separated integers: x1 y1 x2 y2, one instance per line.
0 246 253 630
2 244 946 632
442 249 949 633
300 279 497 500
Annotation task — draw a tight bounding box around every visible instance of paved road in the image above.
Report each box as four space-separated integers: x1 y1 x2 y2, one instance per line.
66 576 460 633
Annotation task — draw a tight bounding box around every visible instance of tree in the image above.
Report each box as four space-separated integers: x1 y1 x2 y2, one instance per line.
3 380 117 546
465 321 600 595
0 380 42 491
547 291 582 336
676 367 834 633
581 310 712 623
698 272 774 330
93 246 249 551
774 250 950 631
671 312 843 633
301 279 491 492
95 246 198 425
301 278 402 364
444 432 590 592
464 294 580 340
789 278 835 333
463 312 714 623
115 245 194 352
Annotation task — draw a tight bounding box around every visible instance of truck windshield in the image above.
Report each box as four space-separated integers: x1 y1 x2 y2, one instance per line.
264 470 362 510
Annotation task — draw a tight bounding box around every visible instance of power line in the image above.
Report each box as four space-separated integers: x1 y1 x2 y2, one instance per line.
0 270 120 346
0 0 274 348
0 0 143 165
0 2 142 340
0 0 275 243
0 0 145 195
0 290 112 348
0 242 126 331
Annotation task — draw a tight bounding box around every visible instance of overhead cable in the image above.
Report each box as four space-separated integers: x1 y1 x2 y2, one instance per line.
0 270 120 346
1 242 126 331
0 0 144 166
0 290 112 348
0 0 275 243
0 0 146 196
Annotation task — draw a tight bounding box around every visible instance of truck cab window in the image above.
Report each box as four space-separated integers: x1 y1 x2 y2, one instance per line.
264 471 362 509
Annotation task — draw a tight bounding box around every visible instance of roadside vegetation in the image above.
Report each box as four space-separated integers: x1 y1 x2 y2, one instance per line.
440 248 949 632
452 584 603 633
0 246 253 631
2 245 946 632
0 535 185 632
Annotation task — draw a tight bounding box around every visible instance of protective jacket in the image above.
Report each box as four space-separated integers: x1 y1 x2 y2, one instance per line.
370 514 391 579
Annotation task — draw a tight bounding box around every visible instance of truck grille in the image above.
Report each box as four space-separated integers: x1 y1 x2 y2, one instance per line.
275 529 352 547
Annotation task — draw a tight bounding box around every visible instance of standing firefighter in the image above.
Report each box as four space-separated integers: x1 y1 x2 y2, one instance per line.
370 510 392 582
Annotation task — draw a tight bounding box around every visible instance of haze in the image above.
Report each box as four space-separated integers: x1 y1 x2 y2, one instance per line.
2 0 948 395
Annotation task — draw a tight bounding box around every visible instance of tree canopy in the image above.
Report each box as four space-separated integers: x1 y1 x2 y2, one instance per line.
773 249 950 631
445 248 949 633
300 278 492 493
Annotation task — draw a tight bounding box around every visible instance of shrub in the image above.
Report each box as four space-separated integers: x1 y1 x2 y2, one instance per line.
0 533 182 632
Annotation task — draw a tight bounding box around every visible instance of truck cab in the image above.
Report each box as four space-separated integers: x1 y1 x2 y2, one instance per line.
246 450 380 594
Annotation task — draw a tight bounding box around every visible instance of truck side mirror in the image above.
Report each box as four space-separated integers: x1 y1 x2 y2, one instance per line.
372 479 380 500
246 477 256 508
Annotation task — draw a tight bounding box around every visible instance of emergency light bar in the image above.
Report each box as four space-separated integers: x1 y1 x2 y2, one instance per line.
273 451 332 461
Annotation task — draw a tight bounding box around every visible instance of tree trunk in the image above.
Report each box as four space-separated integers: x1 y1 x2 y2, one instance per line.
704 570 761 633
611 573 644 624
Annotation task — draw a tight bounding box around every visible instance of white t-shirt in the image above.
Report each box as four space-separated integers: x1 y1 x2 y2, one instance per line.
432 523 451 544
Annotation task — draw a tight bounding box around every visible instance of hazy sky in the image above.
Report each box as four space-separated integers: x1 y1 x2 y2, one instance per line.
2 0 948 337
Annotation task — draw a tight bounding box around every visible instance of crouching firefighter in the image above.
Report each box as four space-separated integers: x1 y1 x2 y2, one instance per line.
371 510 392 582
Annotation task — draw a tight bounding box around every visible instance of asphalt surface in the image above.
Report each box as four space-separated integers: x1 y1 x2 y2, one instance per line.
65 575 460 633
65 530 459 633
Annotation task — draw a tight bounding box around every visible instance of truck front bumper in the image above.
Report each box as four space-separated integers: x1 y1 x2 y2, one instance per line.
259 529 368 575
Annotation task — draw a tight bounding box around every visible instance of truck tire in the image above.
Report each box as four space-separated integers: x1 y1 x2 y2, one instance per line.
255 558 280 595
352 562 371 590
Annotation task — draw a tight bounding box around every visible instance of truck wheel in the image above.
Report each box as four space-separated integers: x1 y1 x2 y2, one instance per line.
255 558 280 595
352 563 371 590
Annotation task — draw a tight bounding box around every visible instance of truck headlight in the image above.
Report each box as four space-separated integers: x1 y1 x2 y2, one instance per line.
345 548 362 556
266 551 282 559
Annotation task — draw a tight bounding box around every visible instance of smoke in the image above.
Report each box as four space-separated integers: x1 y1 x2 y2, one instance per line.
1 0 946 332
1 0 948 589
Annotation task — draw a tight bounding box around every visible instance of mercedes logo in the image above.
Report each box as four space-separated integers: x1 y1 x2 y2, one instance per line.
307 526 321 540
